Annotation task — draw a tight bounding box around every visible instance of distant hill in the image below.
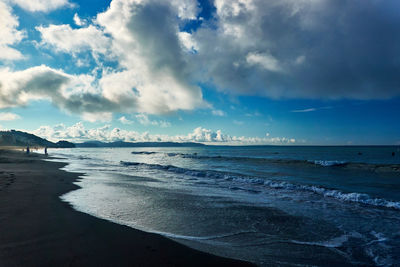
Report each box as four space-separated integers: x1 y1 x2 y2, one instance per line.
0 130 75 148
75 141 205 148
56 140 76 148
0 130 204 148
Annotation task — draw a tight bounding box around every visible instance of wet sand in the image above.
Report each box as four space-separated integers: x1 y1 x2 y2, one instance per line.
0 149 253 266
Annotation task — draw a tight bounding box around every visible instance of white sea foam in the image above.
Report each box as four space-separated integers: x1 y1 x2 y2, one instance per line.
290 234 350 248
154 230 257 242
165 153 400 174
120 161 400 210
312 160 348 167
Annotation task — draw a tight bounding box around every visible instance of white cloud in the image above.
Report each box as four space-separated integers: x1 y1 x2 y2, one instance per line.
32 0 207 115
0 65 69 109
73 13 87 27
136 114 158 126
135 114 171 128
295 55 306 65
10 0 74 12
0 65 120 121
246 52 282 72
178 32 198 53
169 0 199 20
31 123 296 145
233 120 244 125
75 58 90 67
188 127 225 142
291 108 316 113
37 24 111 56
245 111 262 117
212 109 226 116
0 1 25 60
0 62 200 122
0 46 24 60
159 121 171 128
34 122 87 141
118 116 133 124
33 122 140 142
95 0 207 114
183 127 296 145
81 112 112 123
0 112 21 121
291 106 332 113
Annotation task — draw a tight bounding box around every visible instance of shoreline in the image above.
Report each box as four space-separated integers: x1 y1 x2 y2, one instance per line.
0 149 253 266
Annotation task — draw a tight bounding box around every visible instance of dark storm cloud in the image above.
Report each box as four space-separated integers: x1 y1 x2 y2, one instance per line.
193 0 400 99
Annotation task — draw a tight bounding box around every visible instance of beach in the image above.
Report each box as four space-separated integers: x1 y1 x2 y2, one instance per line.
0 149 252 266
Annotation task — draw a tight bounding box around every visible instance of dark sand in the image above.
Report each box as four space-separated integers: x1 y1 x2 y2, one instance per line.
0 150 253 266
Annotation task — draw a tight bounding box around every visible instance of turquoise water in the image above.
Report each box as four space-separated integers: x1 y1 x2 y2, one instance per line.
51 146 400 266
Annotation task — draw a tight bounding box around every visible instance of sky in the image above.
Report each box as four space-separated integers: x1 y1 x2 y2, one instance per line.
0 0 399 145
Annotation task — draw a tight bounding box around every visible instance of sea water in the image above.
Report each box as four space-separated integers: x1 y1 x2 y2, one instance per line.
49 146 400 266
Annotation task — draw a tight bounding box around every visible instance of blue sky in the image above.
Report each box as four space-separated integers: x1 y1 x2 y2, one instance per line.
0 0 399 145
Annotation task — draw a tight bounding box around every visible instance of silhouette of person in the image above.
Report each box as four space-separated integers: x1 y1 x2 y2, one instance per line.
45 147 48 155
26 146 30 154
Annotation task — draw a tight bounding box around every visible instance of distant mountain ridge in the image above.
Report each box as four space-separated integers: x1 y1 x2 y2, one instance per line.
0 130 75 148
75 141 205 147
0 130 205 148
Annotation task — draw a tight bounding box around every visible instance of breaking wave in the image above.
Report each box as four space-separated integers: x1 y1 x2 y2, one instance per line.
120 161 400 210
311 160 348 167
164 153 400 172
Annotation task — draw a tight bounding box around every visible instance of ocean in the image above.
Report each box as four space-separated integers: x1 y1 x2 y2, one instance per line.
49 146 400 266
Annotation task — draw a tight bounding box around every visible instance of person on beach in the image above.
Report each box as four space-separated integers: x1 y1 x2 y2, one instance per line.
45 147 48 155
26 146 30 154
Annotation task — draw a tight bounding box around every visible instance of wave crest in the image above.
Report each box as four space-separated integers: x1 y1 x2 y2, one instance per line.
165 153 400 172
120 161 400 210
